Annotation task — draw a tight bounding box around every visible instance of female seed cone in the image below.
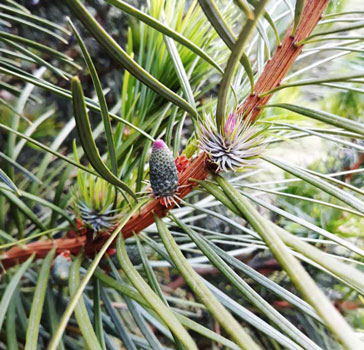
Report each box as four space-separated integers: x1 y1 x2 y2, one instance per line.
149 139 178 198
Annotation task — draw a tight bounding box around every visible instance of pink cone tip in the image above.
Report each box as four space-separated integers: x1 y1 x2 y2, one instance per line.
224 112 238 137
153 139 166 150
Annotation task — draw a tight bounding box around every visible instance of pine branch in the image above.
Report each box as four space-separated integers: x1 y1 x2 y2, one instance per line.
1 153 209 268
0 0 330 269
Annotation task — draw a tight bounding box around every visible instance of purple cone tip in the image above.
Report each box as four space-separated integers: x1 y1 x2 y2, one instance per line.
153 139 166 150
224 112 238 137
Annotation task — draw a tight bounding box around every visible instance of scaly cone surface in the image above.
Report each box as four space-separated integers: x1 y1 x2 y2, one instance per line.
150 139 179 198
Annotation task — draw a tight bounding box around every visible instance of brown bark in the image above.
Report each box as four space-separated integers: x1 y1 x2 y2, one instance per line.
0 0 330 270
239 0 330 120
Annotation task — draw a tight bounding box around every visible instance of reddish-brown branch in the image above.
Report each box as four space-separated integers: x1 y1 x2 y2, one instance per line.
0 0 330 270
239 0 330 120
345 153 364 181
